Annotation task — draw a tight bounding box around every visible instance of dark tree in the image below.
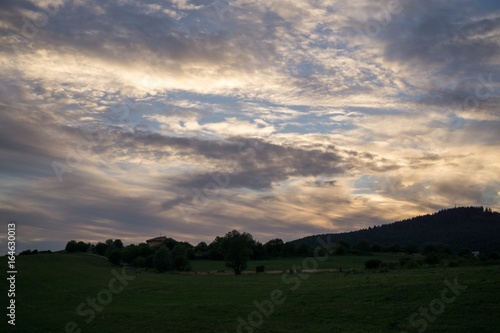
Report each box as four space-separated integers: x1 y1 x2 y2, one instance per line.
173 255 190 271
93 242 108 256
133 256 146 267
76 241 89 252
218 230 254 275
251 241 267 259
264 239 284 257
108 249 122 265
207 236 225 260
153 245 173 272
122 245 140 263
298 243 312 257
113 239 124 249
65 240 78 253
280 242 297 257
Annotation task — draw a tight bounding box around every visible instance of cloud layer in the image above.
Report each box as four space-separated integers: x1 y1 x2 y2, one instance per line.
1 0 499 251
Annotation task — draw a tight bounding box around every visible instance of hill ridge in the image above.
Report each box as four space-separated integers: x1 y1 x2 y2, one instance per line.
292 206 500 253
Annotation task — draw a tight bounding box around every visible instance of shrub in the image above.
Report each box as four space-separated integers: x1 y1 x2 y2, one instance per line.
132 256 146 268
173 255 190 271
153 246 173 272
365 259 382 269
381 262 399 270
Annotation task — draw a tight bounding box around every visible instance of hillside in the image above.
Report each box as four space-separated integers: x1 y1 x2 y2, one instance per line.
4 252 500 332
292 206 500 253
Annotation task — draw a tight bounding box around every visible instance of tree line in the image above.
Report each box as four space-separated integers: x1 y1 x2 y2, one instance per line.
64 227 500 276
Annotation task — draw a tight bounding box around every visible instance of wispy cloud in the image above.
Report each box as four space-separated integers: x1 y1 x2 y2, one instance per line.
0 0 499 251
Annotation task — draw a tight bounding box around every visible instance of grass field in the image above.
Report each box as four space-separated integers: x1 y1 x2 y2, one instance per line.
2 253 500 332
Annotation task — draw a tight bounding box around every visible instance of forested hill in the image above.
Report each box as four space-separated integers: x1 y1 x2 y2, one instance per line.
292 207 500 253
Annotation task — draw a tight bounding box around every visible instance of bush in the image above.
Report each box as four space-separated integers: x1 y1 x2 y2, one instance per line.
145 254 154 268
365 259 382 269
132 256 146 268
153 246 173 272
381 262 399 270
256 265 265 273
173 255 190 271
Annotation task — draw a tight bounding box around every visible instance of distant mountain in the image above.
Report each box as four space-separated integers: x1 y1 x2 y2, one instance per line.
292 207 500 254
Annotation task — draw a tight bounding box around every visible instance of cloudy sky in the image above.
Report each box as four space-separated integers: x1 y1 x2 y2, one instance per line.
1 0 499 252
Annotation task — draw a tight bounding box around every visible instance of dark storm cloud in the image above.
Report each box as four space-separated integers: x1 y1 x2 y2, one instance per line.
372 0 500 110
1 0 276 73
114 131 345 190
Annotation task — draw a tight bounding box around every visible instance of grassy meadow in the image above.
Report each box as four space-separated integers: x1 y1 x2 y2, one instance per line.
2 253 500 332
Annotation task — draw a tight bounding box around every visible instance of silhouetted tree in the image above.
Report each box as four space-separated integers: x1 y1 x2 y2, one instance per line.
122 245 140 263
280 242 297 257
251 241 267 259
298 243 312 257
264 239 284 257
65 240 78 253
76 241 89 252
207 236 224 260
113 239 124 249
218 230 254 275
153 245 173 272
108 249 122 265
173 255 190 271
94 242 108 256
132 256 146 267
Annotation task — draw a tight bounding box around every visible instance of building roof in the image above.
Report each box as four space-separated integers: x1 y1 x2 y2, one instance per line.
146 236 167 243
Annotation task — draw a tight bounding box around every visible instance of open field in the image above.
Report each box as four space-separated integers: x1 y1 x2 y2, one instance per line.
190 253 406 272
2 253 500 332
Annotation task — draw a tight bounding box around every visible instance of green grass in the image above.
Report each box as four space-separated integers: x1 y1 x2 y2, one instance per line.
2 253 500 332
191 253 405 272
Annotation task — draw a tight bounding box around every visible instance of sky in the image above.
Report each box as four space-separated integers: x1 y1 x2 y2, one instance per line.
1 0 499 252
